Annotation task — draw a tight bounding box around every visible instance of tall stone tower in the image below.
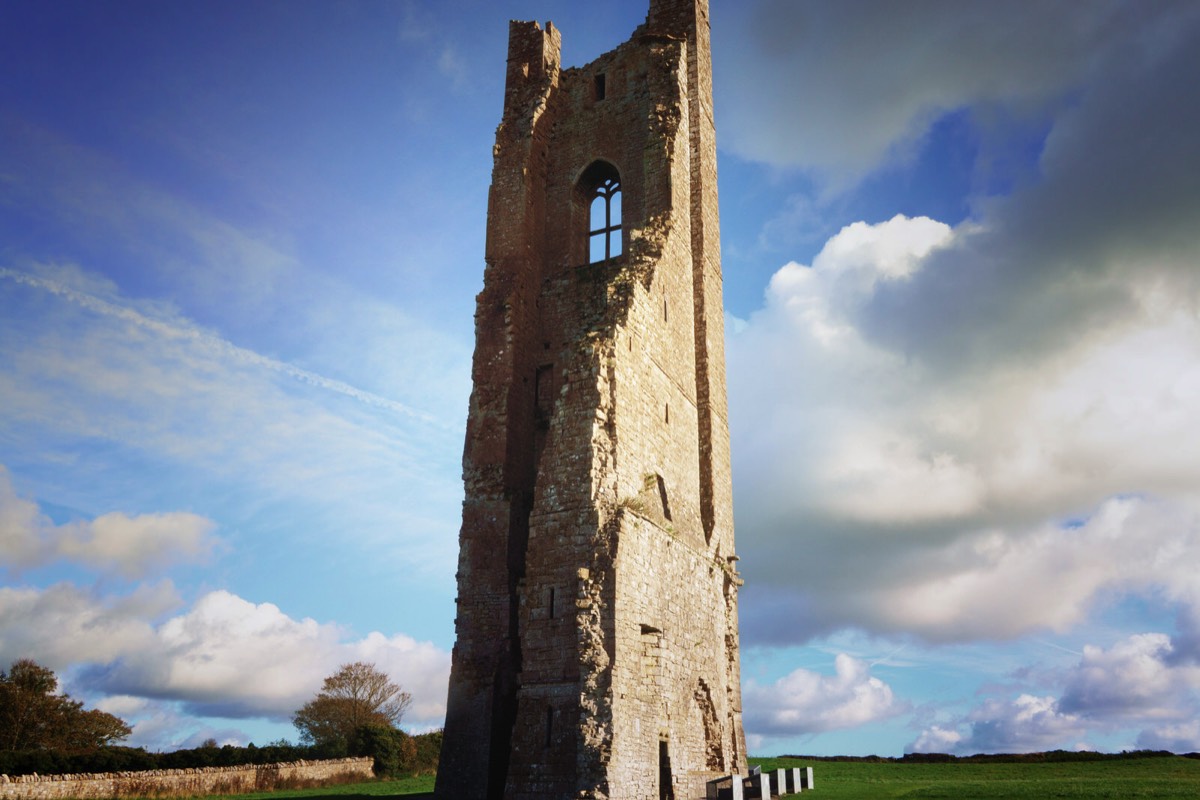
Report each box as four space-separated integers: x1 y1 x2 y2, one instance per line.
436 2 746 798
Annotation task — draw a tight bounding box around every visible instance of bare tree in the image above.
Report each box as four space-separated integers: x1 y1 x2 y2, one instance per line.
293 662 412 748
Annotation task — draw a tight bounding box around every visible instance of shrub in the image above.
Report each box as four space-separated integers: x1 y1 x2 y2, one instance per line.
412 729 443 775
349 723 415 777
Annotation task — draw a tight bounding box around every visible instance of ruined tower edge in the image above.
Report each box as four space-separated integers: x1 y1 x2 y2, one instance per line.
435 2 746 798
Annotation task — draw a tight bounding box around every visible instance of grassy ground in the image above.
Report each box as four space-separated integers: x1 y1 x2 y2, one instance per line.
751 755 1200 799
172 756 1200 800
203 775 433 800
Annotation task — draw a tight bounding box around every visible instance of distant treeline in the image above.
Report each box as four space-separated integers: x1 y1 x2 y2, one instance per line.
0 729 443 778
780 749 1200 763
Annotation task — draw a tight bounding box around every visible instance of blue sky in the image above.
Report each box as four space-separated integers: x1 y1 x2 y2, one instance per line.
3 0 1200 757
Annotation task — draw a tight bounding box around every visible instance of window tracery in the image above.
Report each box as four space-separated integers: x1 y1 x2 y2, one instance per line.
580 161 623 263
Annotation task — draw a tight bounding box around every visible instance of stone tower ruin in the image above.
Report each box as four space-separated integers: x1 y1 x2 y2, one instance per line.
435 2 746 798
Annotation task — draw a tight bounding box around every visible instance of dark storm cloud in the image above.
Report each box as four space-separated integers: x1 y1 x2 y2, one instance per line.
723 0 1200 648
861 13 1200 373
715 0 1187 183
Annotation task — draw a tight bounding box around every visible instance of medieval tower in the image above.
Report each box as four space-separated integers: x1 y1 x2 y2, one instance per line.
436 2 746 798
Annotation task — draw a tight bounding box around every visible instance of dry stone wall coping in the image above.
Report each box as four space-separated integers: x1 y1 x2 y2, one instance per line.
0 757 373 800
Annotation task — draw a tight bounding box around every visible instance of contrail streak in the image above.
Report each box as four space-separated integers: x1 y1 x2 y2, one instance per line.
2 266 442 427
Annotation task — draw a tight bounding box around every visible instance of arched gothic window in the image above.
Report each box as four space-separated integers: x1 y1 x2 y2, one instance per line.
580 161 622 263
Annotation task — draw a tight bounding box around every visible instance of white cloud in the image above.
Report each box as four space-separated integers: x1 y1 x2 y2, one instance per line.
0 263 464 576
0 582 175 669
0 468 449 736
743 492 1200 647
1059 635 1200 722
0 465 219 578
1 580 450 741
1137 721 1200 753
0 465 44 567
94 694 153 717
83 590 450 729
0 265 438 425
743 654 901 737
939 694 1086 755
91 696 208 751
58 512 217 579
879 499 1200 641
909 725 962 754
722 10 1200 669
438 46 469 90
346 630 455 724
0 118 297 323
911 632 1200 754
731 192 1200 645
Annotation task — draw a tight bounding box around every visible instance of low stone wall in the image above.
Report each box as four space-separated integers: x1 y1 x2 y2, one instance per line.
0 757 374 800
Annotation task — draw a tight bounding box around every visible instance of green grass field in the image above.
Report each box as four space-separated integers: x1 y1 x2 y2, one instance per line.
208 775 434 800
181 755 1200 800
751 755 1200 799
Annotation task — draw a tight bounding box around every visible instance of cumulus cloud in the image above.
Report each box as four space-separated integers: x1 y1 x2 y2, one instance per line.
731 162 1200 645
743 654 901 738
94 696 250 751
911 632 1200 754
0 465 219 578
909 725 962 755
912 694 1086 755
82 590 450 728
724 7 1200 668
0 465 43 566
1059 635 1200 723
0 581 175 669
57 512 217 579
0 468 449 737
740 455 1200 645
1 579 450 741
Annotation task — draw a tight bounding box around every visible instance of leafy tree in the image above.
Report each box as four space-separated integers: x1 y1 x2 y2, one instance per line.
60 708 133 749
412 728 442 775
349 723 415 777
292 662 412 750
0 659 131 752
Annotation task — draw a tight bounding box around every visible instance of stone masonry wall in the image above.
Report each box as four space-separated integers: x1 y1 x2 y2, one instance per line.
436 2 745 798
0 758 373 800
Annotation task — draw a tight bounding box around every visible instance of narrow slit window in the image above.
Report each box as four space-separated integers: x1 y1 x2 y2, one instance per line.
594 73 606 101
659 740 675 800
535 364 554 419
545 706 554 748
656 473 672 522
